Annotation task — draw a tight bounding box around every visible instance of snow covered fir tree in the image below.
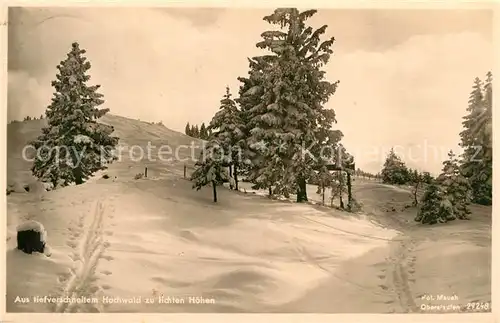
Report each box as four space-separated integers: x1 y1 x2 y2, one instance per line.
190 8 360 207
415 151 472 224
438 150 472 220
184 122 211 139
235 8 343 203
459 72 493 206
190 140 229 203
4 8 494 314
208 87 246 191
414 182 453 225
185 8 491 224
412 72 493 225
381 148 410 185
30 42 118 188
315 164 335 206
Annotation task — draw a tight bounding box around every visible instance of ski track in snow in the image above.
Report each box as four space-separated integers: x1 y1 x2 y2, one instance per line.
384 234 419 313
292 233 401 312
54 198 116 313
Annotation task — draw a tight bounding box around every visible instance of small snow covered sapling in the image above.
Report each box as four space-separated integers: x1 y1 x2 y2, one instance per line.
315 166 333 206
191 141 228 203
415 183 455 224
437 150 472 220
208 87 245 192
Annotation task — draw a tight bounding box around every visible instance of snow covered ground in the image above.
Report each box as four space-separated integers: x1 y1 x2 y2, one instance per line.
6 175 401 313
5 115 492 314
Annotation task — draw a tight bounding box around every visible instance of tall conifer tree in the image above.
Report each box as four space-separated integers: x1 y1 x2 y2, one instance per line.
242 8 340 202
31 42 118 188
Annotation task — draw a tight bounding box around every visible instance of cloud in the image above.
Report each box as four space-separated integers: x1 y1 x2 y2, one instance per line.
328 32 492 173
7 71 52 121
7 8 493 174
155 8 226 27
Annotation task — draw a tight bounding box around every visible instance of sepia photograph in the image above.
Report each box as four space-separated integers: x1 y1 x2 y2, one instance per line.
3 3 494 316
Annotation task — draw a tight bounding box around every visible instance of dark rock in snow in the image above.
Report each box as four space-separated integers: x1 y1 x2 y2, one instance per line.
16 221 47 254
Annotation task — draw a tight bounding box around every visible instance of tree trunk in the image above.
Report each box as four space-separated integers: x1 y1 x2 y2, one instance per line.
234 165 239 191
330 185 335 208
296 177 308 203
268 187 272 198
71 150 84 185
228 166 233 190
212 180 218 203
145 166 148 178
338 171 344 208
51 178 58 190
73 167 83 185
347 172 353 211
183 164 187 179
322 184 325 206
413 181 420 206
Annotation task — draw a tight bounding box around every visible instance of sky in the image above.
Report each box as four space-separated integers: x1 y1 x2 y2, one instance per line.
7 6 494 174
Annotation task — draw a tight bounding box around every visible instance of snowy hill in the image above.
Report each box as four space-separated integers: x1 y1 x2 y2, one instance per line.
7 114 202 188
5 115 491 314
